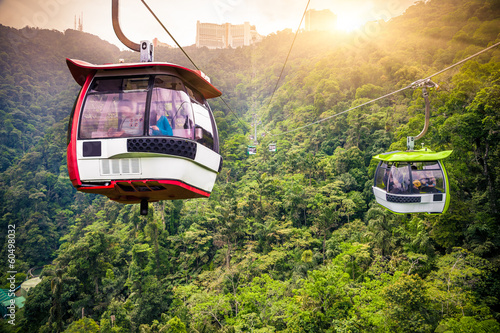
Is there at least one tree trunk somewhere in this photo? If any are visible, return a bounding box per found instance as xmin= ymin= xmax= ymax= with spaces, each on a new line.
xmin=482 ymin=141 xmax=497 ymax=214
xmin=226 ymin=242 xmax=231 ymax=269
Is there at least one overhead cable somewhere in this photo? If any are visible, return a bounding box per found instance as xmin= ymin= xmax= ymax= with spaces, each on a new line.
xmin=422 ymin=40 xmax=500 ymax=81
xmin=269 ymin=40 xmax=500 ymax=137
xmin=140 ymin=0 xmax=247 ymax=130
xmin=140 ymin=0 xmax=199 ymax=70
xmin=271 ymin=85 xmax=411 ymax=137
xmin=266 ymin=0 xmax=311 ymax=110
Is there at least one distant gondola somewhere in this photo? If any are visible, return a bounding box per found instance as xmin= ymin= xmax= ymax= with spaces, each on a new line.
xmin=66 ymin=58 xmax=222 ymax=206
xmin=372 ymin=149 xmax=452 ymax=214
xmin=247 ymin=146 xmax=257 ymax=155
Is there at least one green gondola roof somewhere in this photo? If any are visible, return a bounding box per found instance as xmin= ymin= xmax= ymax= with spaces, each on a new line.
xmin=373 ymin=149 xmax=453 ymax=162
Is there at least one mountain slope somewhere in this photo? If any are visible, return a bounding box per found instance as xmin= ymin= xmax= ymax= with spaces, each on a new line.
xmin=0 ymin=0 xmax=499 ymax=331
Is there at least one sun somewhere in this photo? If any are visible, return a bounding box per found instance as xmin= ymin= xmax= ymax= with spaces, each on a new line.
xmin=336 ymin=12 xmax=365 ymax=32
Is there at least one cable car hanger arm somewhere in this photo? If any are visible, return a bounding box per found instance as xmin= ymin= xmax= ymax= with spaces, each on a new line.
xmin=112 ymin=0 xmax=153 ymax=62
xmin=112 ymin=0 xmax=140 ymax=52
xmin=413 ymin=79 xmax=438 ymax=142
xmin=137 ymin=0 xmax=246 ymax=130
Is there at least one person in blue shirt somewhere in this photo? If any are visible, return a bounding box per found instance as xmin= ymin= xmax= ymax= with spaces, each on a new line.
xmin=150 ymin=113 xmax=173 ymax=136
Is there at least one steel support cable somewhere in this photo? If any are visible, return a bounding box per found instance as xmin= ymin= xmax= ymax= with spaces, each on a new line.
xmin=268 ymin=40 xmax=500 ymax=138
xmin=140 ymin=0 xmax=199 ymax=70
xmin=140 ymin=0 xmax=247 ymax=130
xmin=421 ymin=40 xmax=500 ymax=82
xmin=270 ymin=85 xmax=412 ymax=137
xmin=266 ymin=0 xmax=311 ymax=110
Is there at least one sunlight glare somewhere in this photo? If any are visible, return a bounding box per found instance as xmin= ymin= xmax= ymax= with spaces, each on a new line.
xmin=336 ymin=13 xmax=365 ymax=32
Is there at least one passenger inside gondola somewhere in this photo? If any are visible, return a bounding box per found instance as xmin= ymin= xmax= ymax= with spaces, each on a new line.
xmin=388 ymin=166 xmax=405 ymax=194
xmin=420 ymin=172 xmax=440 ymax=193
xmin=108 ymin=100 xmax=144 ymax=137
xmin=412 ymin=179 xmax=421 ymax=193
xmin=150 ymin=111 xmax=173 ymax=136
xmin=376 ymin=161 xmax=446 ymax=195
xmin=149 ymin=76 xmax=194 ymax=139
xmin=410 ymin=165 xmax=421 ymax=194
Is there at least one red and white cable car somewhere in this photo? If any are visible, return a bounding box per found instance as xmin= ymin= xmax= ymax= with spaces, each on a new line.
xmin=66 ymin=58 xmax=222 ymax=209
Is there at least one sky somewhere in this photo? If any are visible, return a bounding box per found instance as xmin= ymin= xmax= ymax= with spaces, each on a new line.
xmin=0 ymin=0 xmax=416 ymax=49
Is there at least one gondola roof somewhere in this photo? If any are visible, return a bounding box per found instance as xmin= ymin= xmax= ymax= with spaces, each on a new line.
xmin=66 ymin=58 xmax=222 ymax=99
xmin=373 ymin=149 xmax=453 ymax=162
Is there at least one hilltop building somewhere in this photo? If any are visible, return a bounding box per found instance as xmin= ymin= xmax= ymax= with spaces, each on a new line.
xmin=153 ymin=38 xmax=173 ymax=48
xmin=196 ymin=21 xmax=262 ymax=49
xmin=305 ymin=9 xmax=337 ymax=31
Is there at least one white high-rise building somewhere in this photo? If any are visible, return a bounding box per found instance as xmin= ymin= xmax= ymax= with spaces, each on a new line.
xmin=196 ymin=21 xmax=262 ymax=49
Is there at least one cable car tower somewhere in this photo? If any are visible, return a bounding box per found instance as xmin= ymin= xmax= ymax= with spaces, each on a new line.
xmin=66 ymin=0 xmax=222 ymax=215
xmin=372 ymin=79 xmax=452 ymax=215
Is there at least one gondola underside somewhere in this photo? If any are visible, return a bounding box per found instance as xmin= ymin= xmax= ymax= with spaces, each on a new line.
xmin=79 ymin=179 xmax=210 ymax=203
xmin=372 ymin=187 xmax=447 ymax=214
xmin=73 ymin=138 xmax=220 ymax=203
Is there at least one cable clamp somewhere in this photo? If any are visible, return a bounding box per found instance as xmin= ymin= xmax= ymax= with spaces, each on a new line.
xmin=411 ymin=78 xmax=439 ymax=89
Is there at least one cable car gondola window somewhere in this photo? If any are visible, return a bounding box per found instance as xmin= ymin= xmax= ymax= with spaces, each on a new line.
xmin=79 ymin=77 xmax=149 ymax=139
xmin=149 ymin=75 xmax=194 ymax=140
xmin=186 ymin=85 xmax=205 ymax=105
xmin=374 ymin=161 xmax=389 ymax=190
xmin=412 ymin=162 xmax=445 ymax=194
xmin=374 ymin=161 xmax=446 ymax=195
xmin=192 ymin=103 xmax=215 ymax=150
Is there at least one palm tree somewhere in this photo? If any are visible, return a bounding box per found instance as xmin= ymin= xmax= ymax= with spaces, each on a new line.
xmin=365 ymin=206 xmax=394 ymax=256
xmin=48 ymin=268 xmax=64 ymax=333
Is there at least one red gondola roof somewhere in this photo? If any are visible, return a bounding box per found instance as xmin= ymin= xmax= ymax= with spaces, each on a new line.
xmin=66 ymin=58 xmax=222 ymax=99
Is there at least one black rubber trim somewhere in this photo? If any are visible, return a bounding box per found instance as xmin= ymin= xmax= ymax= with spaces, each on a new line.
xmin=386 ymin=194 xmax=421 ymax=203
xmin=127 ymin=137 xmax=197 ymax=160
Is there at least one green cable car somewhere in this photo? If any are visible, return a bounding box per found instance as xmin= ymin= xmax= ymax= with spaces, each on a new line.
xmin=372 ymin=149 xmax=452 ymax=214
xmin=372 ymin=79 xmax=454 ymax=214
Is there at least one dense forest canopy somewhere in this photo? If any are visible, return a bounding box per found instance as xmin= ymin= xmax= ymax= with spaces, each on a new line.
xmin=1 ymin=0 xmax=500 ymax=331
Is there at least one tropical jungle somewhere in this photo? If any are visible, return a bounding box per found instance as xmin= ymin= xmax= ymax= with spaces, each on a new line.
xmin=0 ymin=0 xmax=500 ymax=331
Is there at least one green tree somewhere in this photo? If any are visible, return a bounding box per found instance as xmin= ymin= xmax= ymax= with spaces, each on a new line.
xmin=435 ymin=316 xmax=500 ymax=333
xmin=383 ymin=274 xmax=437 ymax=332
xmin=63 ymin=317 xmax=100 ymax=333
xmin=48 ymin=268 xmax=64 ymax=333
xmin=365 ymin=206 xmax=396 ymax=256
xmin=427 ymin=247 xmax=492 ymax=318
